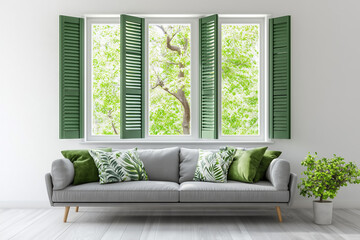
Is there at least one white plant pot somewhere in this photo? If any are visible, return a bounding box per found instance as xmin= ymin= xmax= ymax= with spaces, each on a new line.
xmin=313 ymin=200 xmax=333 ymax=225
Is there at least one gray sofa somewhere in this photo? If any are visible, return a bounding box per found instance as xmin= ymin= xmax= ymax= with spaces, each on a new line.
xmin=45 ymin=147 xmax=297 ymax=223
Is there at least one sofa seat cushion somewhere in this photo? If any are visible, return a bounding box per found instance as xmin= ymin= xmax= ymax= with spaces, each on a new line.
xmin=52 ymin=181 xmax=179 ymax=203
xmin=179 ymin=181 xmax=289 ymax=203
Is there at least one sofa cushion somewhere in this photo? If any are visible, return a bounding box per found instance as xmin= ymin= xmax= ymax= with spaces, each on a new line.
xmin=138 ymin=147 xmax=179 ymax=182
xmin=52 ymin=181 xmax=179 ymax=203
xmin=228 ymin=147 xmax=268 ymax=183
xmin=193 ymin=148 xmax=236 ymax=183
xmin=179 ymin=148 xmax=245 ymax=183
xmin=89 ymin=149 xmax=148 ymax=184
xmin=253 ymin=150 xmax=282 ymax=182
xmin=179 ymin=148 xmax=199 ymax=183
xmin=61 ymin=148 xmax=112 ymax=185
xmin=179 ymin=181 xmax=289 ymax=202
xmin=51 ymin=159 xmax=74 ymax=190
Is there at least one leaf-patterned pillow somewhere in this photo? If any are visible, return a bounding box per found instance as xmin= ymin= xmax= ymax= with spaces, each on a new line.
xmin=193 ymin=147 xmax=236 ymax=183
xmin=89 ymin=148 xmax=148 ymax=184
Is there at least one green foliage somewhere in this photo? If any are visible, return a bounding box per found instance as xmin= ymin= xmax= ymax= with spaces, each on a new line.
xmin=298 ymin=152 xmax=360 ymax=202
xmin=221 ymin=24 xmax=259 ymax=135
xmin=92 ymin=24 xmax=120 ymax=135
xmin=149 ymin=88 xmax=184 ymax=135
xmin=148 ymin=24 xmax=191 ymax=135
xmin=91 ymin=23 xmax=261 ymax=137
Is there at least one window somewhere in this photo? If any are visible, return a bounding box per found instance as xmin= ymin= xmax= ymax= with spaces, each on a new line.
xmin=84 ymin=15 xmax=269 ymax=142
xmin=220 ymin=19 xmax=264 ymax=140
xmin=61 ymin=15 xmax=290 ymax=141
xmin=219 ymin=17 xmax=265 ymax=141
xmin=148 ymin=23 xmax=192 ymax=136
xmin=145 ymin=18 xmax=198 ymax=140
xmin=87 ymin=18 xmax=120 ymax=138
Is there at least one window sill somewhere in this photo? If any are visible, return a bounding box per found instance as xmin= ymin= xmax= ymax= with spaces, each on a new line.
xmin=79 ymin=139 xmax=274 ymax=145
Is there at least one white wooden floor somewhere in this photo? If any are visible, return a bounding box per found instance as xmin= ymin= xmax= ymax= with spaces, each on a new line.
xmin=1 ymin=208 xmax=360 ymax=240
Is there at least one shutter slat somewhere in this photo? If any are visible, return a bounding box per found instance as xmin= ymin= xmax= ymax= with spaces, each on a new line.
xmin=120 ymin=15 xmax=145 ymax=139
xmin=199 ymin=15 xmax=218 ymax=139
xmin=59 ymin=15 xmax=84 ymax=139
xmin=269 ymin=16 xmax=291 ymax=139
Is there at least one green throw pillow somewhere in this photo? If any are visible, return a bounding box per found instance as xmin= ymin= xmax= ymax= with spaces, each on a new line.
xmin=193 ymin=147 xmax=236 ymax=183
xmin=89 ymin=148 xmax=148 ymax=184
xmin=228 ymin=147 xmax=268 ymax=183
xmin=253 ymin=150 xmax=282 ymax=182
xmin=61 ymin=148 xmax=112 ymax=185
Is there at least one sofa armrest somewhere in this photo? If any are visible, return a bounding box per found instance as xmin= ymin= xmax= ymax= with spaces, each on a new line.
xmin=288 ymin=172 xmax=298 ymax=206
xmin=51 ymin=158 xmax=74 ymax=190
xmin=265 ymin=158 xmax=290 ymax=191
xmin=45 ymin=173 xmax=54 ymax=206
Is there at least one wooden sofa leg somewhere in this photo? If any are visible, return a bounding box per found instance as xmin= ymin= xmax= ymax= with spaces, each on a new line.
xmin=75 ymin=206 xmax=79 ymax=212
xmin=276 ymin=206 xmax=283 ymax=222
xmin=63 ymin=206 xmax=70 ymax=223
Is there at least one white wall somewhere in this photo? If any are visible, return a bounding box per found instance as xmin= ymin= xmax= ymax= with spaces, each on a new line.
xmin=1 ymin=0 xmax=360 ymax=208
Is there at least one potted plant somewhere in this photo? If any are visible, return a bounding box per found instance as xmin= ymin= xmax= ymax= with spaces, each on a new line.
xmin=298 ymin=152 xmax=360 ymax=225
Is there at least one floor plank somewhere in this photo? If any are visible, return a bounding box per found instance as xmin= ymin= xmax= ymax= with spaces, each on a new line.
xmin=294 ymin=208 xmax=347 ymax=240
xmin=119 ymin=216 xmax=147 ymax=240
xmin=0 ymin=208 xmax=359 ymax=240
xmin=56 ymin=210 xmax=114 ymax=240
xmin=10 ymin=208 xmax=84 ymax=240
xmin=279 ymin=210 xmax=319 ymax=240
xmin=0 ymin=209 xmax=51 ymax=240
xmin=101 ymin=215 xmax=129 ymax=240
xmin=139 ymin=216 xmax=160 ymax=240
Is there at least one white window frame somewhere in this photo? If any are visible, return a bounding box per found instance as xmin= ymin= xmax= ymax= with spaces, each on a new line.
xmin=84 ymin=15 xmax=269 ymax=143
xmin=218 ymin=16 xmax=268 ymax=142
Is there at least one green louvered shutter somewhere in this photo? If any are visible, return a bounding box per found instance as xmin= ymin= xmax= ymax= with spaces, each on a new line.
xmin=120 ymin=15 xmax=145 ymax=139
xmin=59 ymin=16 xmax=84 ymax=139
xmin=269 ymin=16 xmax=291 ymax=139
xmin=199 ymin=15 xmax=219 ymax=139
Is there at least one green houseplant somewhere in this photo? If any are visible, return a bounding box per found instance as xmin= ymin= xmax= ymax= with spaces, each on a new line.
xmin=298 ymin=152 xmax=360 ymax=224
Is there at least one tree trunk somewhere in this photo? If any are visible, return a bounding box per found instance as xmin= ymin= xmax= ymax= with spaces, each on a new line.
xmin=107 ymin=110 xmax=118 ymax=135
xmin=176 ymin=88 xmax=190 ymax=135
xmin=182 ymin=100 xmax=190 ymax=135
xmin=177 ymin=69 xmax=189 ymax=135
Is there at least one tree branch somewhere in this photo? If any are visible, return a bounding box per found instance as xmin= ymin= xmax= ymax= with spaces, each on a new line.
xmin=107 ymin=110 xmax=118 ymax=135
xmin=157 ymin=25 xmax=167 ymax=35
xmin=156 ymin=25 xmax=182 ymax=55
xmin=152 ymin=75 xmax=178 ymax=98
xmin=170 ymin=27 xmax=181 ymax=42
xmin=160 ymin=60 xmax=184 ymax=68
xmin=183 ymin=37 xmax=189 ymax=54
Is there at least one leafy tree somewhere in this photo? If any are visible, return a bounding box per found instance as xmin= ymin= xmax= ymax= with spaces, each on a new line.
xmin=149 ymin=24 xmax=191 ymax=135
xmin=221 ymin=24 xmax=259 ymax=135
xmin=92 ymin=24 xmax=120 ymax=135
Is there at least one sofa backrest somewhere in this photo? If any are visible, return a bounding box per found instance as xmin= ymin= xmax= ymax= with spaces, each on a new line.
xmin=138 ymin=147 xmax=180 ymax=183
xmin=117 ymin=147 xmax=255 ymax=183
